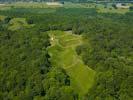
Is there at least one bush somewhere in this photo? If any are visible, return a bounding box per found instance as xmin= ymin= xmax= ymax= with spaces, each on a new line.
xmin=129 ymin=6 xmax=133 ymax=11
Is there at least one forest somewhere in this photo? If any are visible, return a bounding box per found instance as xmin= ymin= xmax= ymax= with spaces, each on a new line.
xmin=0 ymin=2 xmax=133 ymax=100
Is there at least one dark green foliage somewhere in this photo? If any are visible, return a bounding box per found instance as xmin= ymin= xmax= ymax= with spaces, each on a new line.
xmin=112 ymin=4 xmax=117 ymax=9
xmin=4 ymin=16 xmax=12 ymax=24
xmin=0 ymin=27 xmax=50 ymax=99
xmin=129 ymin=6 xmax=133 ymax=10
xmin=43 ymin=67 xmax=78 ymax=100
xmin=0 ymin=20 xmax=77 ymax=99
xmin=77 ymin=15 xmax=133 ymax=100
xmin=27 ymin=19 xmax=34 ymax=24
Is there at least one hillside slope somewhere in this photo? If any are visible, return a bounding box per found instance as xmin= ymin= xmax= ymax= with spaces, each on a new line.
xmin=48 ymin=31 xmax=95 ymax=96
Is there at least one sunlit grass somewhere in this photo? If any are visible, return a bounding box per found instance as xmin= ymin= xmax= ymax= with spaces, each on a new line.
xmin=48 ymin=31 xmax=95 ymax=96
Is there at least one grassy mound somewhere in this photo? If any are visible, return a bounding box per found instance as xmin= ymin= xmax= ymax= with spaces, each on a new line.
xmin=8 ymin=18 xmax=34 ymax=31
xmin=48 ymin=31 xmax=95 ymax=96
xmin=0 ymin=15 xmax=6 ymax=21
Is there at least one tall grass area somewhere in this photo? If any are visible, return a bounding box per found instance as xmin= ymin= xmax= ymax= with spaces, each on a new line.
xmin=48 ymin=31 xmax=95 ymax=96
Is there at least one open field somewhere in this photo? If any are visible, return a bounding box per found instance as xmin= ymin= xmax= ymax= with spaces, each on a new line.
xmin=8 ymin=18 xmax=34 ymax=31
xmin=96 ymin=3 xmax=130 ymax=14
xmin=48 ymin=31 xmax=95 ymax=96
xmin=64 ymin=2 xmax=96 ymax=8
xmin=10 ymin=2 xmax=63 ymax=8
xmin=0 ymin=2 xmax=62 ymax=11
xmin=0 ymin=15 xmax=5 ymax=21
xmin=97 ymin=8 xmax=129 ymax=14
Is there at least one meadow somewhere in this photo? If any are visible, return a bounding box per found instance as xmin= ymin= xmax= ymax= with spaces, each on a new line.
xmin=8 ymin=18 xmax=34 ymax=31
xmin=0 ymin=15 xmax=5 ymax=21
xmin=96 ymin=3 xmax=130 ymax=14
xmin=48 ymin=31 xmax=95 ymax=96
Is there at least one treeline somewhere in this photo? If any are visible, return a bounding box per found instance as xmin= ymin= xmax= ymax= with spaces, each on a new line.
xmin=75 ymin=14 xmax=133 ymax=100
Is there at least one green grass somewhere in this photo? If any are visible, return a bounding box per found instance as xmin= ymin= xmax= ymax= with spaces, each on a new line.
xmin=9 ymin=2 xmax=62 ymax=8
xmin=48 ymin=31 xmax=95 ymax=96
xmin=0 ymin=4 xmax=11 ymax=11
xmin=0 ymin=15 xmax=5 ymax=21
xmin=8 ymin=18 xmax=34 ymax=31
xmin=97 ymin=8 xmax=129 ymax=14
xmin=64 ymin=2 xmax=96 ymax=8
xmin=96 ymin=3 xmax=129 ymax=14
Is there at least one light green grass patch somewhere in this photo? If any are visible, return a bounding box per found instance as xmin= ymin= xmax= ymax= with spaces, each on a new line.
xmin=97 ymin=8 xmax=129 ymax=14
xmin=8 ymin=18 xmax=34 ymax=31
xmin=0 ymin=4 xmax=11 ymax=10
xmin=48 ymin=30 xmax=95 ymax=96
xmin=96 ymin=3 xmax=129 ymax=14
xmin=0 ymin=15 xmax=6 ymax=21
xmin=66 ymin=62 xmax=95 ymax=95
xmin=9 ymin=2 xmax=62 ymax=8
xmin=64 ymin=2 xmax=95 ymax=8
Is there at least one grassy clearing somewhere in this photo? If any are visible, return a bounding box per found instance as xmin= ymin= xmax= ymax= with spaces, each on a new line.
xmin=8 ymin=18 xmax=34 ymax=31
xmin=0 ymin=15 xmax=6 ymax=21
xmin=9 ymin=2 xmax=62 ymax=8
xmin=64 ymin=2 xmax=96 ymax=8
xmin=0 ymin=4 xmax=11 ymax=11
xmin=96 ymin=3 xmax=129 ymax=14
xmin=97 ymin=8 xmax=129 ymax=14
xmin=0 ymin=6 xmax=11 ymax=11
xmin=48 ymin=31 xmax=95 ymax=96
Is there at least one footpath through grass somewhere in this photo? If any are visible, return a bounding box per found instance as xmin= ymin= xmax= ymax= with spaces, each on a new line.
xmin=48 ymin=31 xmax=95 ymax=96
